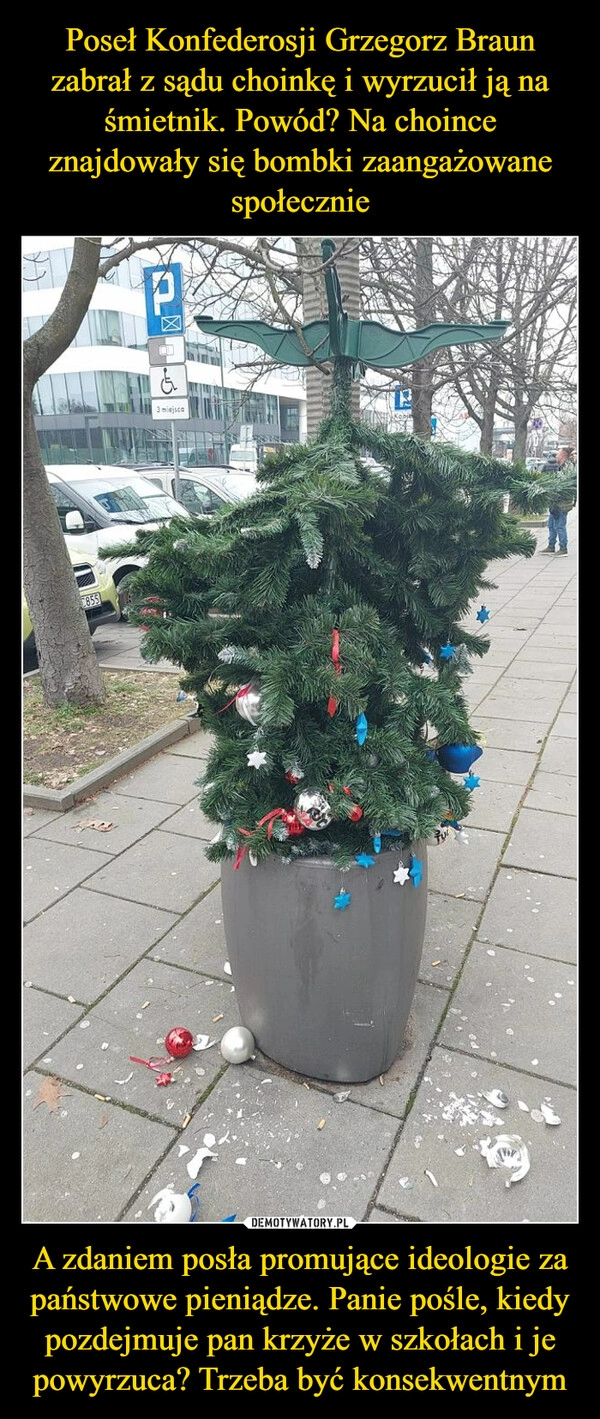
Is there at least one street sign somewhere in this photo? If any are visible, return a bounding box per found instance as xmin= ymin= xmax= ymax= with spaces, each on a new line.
xmin=144 ymin=264 xmax=185 ymax=336
xmin=150 ymin=365 xmax=188 ymax=400
xmin=147 ymin=335 xmax=185 ymax=366
xmin=394 ymin=386 xmax=411 ymax=411
xmin=152 ymin=397 xmax=190 ymax=420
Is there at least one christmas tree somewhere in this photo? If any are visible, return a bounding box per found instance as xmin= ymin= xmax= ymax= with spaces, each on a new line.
xmin=129 ymin=384 xmax=547 ymax=870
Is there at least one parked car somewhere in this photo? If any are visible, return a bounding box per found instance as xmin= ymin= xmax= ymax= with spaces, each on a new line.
xmin=45 ymin=466 xmax=191 ymax=615
xmin=23 ymin=547 xmax=119 ymax=658
xmin=128 ymin=464 xmax=258 ymax=517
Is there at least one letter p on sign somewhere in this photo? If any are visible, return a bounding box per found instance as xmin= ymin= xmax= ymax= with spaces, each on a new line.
xmin=144 ymin=263 xmax=184 ymax=335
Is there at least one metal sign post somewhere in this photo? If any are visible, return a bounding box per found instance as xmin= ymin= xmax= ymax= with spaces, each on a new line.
xmin=145 ymin=269 xmax=190 ymax=492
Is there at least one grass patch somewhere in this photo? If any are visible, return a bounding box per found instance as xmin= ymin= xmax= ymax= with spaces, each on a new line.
xmin=23 ymin=671 xmax=195 ymax=789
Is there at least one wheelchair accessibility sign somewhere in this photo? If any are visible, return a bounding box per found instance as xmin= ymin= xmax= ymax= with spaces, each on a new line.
xmin=144 ymin=263 xmax=184 ymax=336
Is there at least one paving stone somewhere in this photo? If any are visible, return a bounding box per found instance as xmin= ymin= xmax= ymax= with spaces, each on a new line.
xmin=482 ymin=677 xmax=566 ymax=702
xmin=367 ymin=1208 xmax=407 ymax=1223
xmin=85 ymin=831 xmax=220 ymax=912
xmin=123 ymin=1069 xmax=399 ymax=1223
xmin=490 ymin=614 xmax=540 ymax=629
xmin=526 ymin=635 xmax=576 ymax=651
xmin=376 ymin=1047 xmax=576 ymax=1223
xmin=439 ymin=942 xmax=576 ymax=1082
xmin=23 ymin=989 xmax=83 ymax=1069
xmin=503 ymin=809 xmax=576 ymax=878
xmin=536 ymin=737 xmax=577 ymax=777
xmin=501 ymin=661 xmax=575 ymax=682
xmin=31 ymin=792 xmax=176 ymax=854
xmin=113 ymin=752 xmax=202 ymax=804
xmin=458 ymin=663 xmax=502 ymax=684
xmin=23 ymin=1073 xmax=175 ymax=1223
xmin=474 ymin=693 xmax=562 ymax=724
xmin=477 ymin=649 xmax=518 ymax=667
xmin=23 ymin=840 xmax=113 ymax=922
xmin=46 ymin=961 xmax=238 ymax=1124
xmin=513 ymin=644 xmax=577 ymax=664
xmin=549 ymin=713 xmax=577 ymax=739
xmin=463 ymin=781 xmax=524 ymax=832
xmin=427 ymin=828 xmax=504 ymax=902
xmin=168 ymin=733 xmax=213 ymax=758
xmin=471 ymin=717 xmax=547 ymax=753
xmin=475 ymin=747 xmax=537 ymax=786
xmin=525 ymin=773 xmax=576 ymax=815
xmin=150 ymin=887 xmax=230 ymax=979
xmin=23 ymin=807 xmax=61 ymax=837
xmin=419 ymin=892 xmax=481 ymax=987
xmin=161 ymin=801 xmax=215 ymax=840
xmin=478 ymin=869 xmax=576 ymax=961
xmin=561 ymin=692 xmax=577 ymax=716
xmin=23 ymin=889 xmax=177 ymax=1002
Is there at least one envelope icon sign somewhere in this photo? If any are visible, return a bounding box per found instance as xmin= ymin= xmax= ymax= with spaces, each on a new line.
xmin=161 ymin=315 xmax=183 ymax=332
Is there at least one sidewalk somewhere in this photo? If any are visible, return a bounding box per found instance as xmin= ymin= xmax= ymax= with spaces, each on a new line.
xmin=23 ymin=520 xmax=577 ymax=1225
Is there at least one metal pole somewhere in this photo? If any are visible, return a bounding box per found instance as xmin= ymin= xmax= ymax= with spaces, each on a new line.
xmin=219 ymin=337 xmax=230 ymax=464
xmin=171 ymin=421 xmax=180 ymax=502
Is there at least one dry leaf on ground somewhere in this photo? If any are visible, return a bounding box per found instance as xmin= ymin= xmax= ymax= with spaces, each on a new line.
xmin=34 ymin=1076 xmax=72 ymax=1113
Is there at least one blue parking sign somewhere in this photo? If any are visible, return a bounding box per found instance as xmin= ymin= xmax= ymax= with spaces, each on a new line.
xmin=144 ymin=264 xmax=184 ymax=335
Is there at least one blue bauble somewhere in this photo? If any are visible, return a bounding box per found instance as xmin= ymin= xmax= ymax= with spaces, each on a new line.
xmin=437 ymin=743 xmax=483 ymax=774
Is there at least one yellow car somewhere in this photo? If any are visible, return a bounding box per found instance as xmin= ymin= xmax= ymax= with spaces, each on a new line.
xmin=23 ymin=546 xmax=119 ymax=654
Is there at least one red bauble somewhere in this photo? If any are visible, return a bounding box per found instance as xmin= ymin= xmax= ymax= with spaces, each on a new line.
xmin=282 ymin=811 xmax=305 ymax=837
xmin=165 ymin=1026 xmax=194 ymax=1058
xmin=349 ymin=804 xmax=363 ymax=822
xmin=285 ymin=771 xmax=300 ymax=784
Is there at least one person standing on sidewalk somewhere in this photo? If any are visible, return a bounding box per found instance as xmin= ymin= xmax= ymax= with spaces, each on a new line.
xmin=541 ymin=446 xmax=577 ymax=554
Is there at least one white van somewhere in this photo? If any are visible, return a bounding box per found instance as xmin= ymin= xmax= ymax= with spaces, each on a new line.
xmin=46 ymin=466 xmax=191 ymax=615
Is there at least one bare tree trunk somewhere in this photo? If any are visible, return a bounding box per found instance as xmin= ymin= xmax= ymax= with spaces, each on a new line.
xmin=23 ymin=406 xmax=107 ymax=706
xmin=479 ymin=366 xmax=501 ymax=454
xmin=23 ymin=237 xmax=106 ymax=707
xmin=296 ymin=238 xmax=361 ymax=440
xmin=411 ymin=239 xmax=436 ymax=438
xmin=512 ymin=406 xmax=530 ymax=464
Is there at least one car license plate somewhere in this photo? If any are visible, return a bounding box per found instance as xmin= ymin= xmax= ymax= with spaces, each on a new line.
xmin=82 ymin=592 xmax=101 ymax=609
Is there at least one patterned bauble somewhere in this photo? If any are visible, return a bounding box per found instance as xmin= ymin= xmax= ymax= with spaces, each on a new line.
xmin=165 ymin=1027 xmax=194 ymax=1059
xmin=294 ymin=789 xmax=333 ymax=831
xmin=235 ymin=682 xmax=262 ymax=726
xmin=279 ymin=810 xmax=305 ymax=837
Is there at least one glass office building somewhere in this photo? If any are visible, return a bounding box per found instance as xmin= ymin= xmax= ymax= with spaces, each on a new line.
xmin=23 ymin=239 xmax=306 ymax=467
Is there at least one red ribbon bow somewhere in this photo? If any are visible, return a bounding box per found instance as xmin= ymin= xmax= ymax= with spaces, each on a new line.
xmin=216 ymin=683 xmax=252 ymax=715
xmin=233 ymin=808 xmax=306 ymax=867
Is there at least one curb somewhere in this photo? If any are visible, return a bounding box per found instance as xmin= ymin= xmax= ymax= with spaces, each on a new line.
xmin=23 ymin=714 xmax=202 ymax=812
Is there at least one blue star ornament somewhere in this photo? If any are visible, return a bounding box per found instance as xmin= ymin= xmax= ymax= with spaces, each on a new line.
xmin=440 ymin=643 xmax=456 ymax=661
xmin=476 ymin=605 xmax=490 ymax=623
xmin=334 ymin=890 xmax=352 ymax=910
xmin=355 ymin=853 xmax=375 ymax=868
xmin=463 ymin=773 xmax=481 ymax=790
xmin=409 ymin=855 xmax=423 ymax=888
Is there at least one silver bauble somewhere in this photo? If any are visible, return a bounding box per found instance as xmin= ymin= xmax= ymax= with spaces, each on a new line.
xmin=294 ymin=788 xmax=333 ymax=831
xmin=235 ymin=682 xmax=262 ymax=726
xmin=220 ymin=1025 xmax=255 ymax=1064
